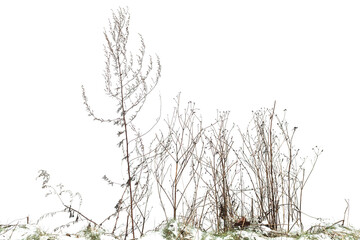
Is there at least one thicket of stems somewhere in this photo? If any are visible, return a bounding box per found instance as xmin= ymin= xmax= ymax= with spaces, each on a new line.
xmin=153 ymin=95 xmax=204 ymax=221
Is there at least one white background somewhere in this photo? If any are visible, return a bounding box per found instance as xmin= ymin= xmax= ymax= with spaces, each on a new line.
xmin=0 ymin=0 xmax=359 ymax=229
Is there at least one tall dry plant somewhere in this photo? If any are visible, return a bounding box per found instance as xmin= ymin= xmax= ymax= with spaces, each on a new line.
xmin=82 ymin=7 xmax=161 ymax=239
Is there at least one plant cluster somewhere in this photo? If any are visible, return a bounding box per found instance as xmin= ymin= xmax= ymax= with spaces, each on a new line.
xmin=29 ymin=6 xmax=333 ymax=240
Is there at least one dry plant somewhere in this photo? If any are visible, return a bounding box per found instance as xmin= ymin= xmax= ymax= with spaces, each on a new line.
xmin=36 ymin=170 xmax=96 ymax=231
xmin=184 ymin=133 xmax=207 ymax=228
xmin=343 ymin=199 xmax=350 ymax=226
xmin=198 ymin=111 xmax=241 ymax=232
xmin=235 ymin=102 xmax=322 ymax=232
xmin=82 ymin=7 xmax=161 ymax=239
xmin=153 ymin=94 xmax=204 ymax=222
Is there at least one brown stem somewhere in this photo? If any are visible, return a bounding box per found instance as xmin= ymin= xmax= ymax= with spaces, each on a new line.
xmin=63 ymin=204 xmax=98 ymax=226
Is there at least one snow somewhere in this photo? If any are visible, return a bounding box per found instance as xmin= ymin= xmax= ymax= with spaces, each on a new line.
xmin=139 ymin=231 xmax=164 ymax=240
xmin=1 ymin=221 xmax=359 ymax=240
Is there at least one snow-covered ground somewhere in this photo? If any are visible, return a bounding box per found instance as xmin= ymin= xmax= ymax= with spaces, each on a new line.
xmin=1 ymin=220 xmax=359 ymax=240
